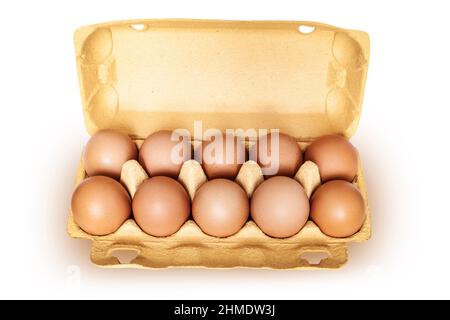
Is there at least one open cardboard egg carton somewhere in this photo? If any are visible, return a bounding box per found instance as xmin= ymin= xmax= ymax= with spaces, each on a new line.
xmin=68 ymin=19 xmax=371 ymax=269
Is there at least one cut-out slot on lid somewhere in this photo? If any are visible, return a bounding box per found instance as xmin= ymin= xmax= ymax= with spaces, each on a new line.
xmin=75 ymin=20 xmax=369 ymax=140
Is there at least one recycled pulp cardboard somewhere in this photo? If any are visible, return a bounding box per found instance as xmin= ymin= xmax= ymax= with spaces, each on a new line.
xmin=69 ymin=19 xmax=370 ymax=269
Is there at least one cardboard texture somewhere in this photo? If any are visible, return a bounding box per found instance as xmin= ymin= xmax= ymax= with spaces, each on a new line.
xmin=69 ymin=19 xmax=371 ymax=269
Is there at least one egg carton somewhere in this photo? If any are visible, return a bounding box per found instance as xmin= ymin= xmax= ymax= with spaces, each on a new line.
xmin=69 ymin=19 xmax=371 ymax=269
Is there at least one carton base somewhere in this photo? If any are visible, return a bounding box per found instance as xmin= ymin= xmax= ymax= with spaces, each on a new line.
xmin=90 ymin=238 xmax=348 ymax=270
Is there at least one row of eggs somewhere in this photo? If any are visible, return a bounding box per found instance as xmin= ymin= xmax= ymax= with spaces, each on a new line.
xmin=71 ymin=130 xmax=366 ymax=239
xmin=83 ymin=130 xmax=358 ymax=182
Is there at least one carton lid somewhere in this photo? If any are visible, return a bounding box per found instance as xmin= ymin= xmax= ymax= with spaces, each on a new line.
xmin=74 ymin=19 xmax=369 ymax=140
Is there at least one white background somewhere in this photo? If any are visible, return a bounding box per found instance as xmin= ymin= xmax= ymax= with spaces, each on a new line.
xmin=0 ymin=0 xmax=449 ymax=299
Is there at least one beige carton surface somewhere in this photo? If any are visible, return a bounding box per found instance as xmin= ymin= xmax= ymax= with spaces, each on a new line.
xmin=69 ymin=19 xmax=370 ymax=269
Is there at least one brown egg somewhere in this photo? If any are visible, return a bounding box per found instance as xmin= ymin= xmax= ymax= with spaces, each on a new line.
xmin=305 ymin=134 xmax=358 ymax=182
xmin=71 ymin=176 xmax=131 ymax=235
xmin=250 ymin=133 xmax=302 ymax=177
xmin=139 ymin=130 xmax=192 ymax=179
xmin=132 ymin=176 xmax=190 ymax=237
xmin=201 ymin=133 xmax=246 ymax=180
xmin=192 ymin=179 xmax=249 ymax=237
xmin=310 ymin=180 xmax=366 ymax=238
xmin=83 ymin=129 xmax=138 ymax=179
xmin=251 ymin=176 xmax=309 ymax=238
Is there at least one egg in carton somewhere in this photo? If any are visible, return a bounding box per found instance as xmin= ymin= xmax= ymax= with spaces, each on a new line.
xmin=69 ymin=19 xmax=371 ymax=269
